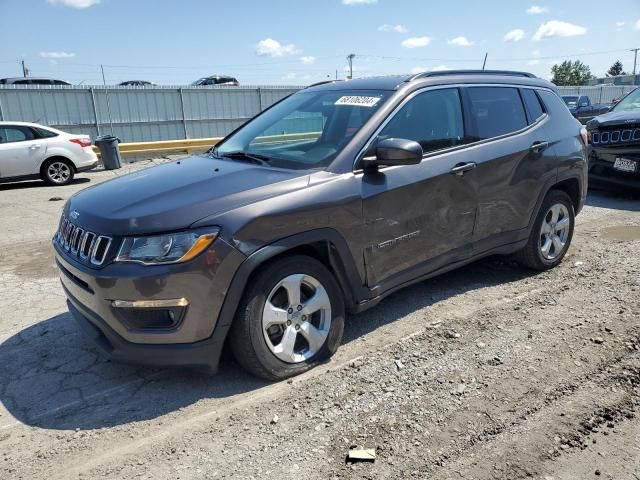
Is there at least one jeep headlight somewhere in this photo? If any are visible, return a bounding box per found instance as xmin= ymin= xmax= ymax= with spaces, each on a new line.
xmin=115 ymin=228 xmax=220 ymax=265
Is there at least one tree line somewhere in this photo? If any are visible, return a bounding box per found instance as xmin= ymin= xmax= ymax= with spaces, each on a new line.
xmin=550 ymin=59 xmax=631 ymax=86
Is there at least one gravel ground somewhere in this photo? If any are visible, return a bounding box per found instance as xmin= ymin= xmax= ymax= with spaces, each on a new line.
xmin=0 ymin=159 xmax=639 ymax=480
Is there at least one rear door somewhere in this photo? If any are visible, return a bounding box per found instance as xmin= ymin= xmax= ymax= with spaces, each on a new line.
xmin=360 ymin=87 xmax=478 ymax=287
xmin=0 ymin=125 xmax=46 ymax=178
xmin=461 ymin=86 xmax=557 ymax=251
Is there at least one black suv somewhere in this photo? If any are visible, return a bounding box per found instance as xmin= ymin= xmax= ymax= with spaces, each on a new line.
xmin=586 ymin=87 xmax=640 ymax=189
xmin=54 ymin=71 xmax=587 ymax=380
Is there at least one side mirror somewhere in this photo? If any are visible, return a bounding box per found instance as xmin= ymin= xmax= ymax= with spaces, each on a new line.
xmin=362 ymin=138 xmax=423 ymax=170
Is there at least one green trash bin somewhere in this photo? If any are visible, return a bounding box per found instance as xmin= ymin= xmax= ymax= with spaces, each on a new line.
xmin=95 ymin=135 xmax=122 ymax=170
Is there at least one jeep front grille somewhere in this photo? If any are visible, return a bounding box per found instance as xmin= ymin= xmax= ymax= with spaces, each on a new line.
xmin=55 ymin=216 xmax=112 ymax=266
xmin=591 ymin=127 xmax=640 ymax=146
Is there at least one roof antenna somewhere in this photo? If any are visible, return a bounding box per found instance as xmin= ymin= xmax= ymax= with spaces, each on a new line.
xmin=482 ymin=52 xmax=488 ymax=70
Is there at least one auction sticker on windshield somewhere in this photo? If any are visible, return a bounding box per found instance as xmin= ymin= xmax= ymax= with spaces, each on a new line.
xmin=335 ymin=96 xmax=381 ymax=107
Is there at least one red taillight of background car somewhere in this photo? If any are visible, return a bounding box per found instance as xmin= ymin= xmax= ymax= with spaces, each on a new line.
xmin=580 ymin=127 xmax=588 ymax=146
xmin=69 ymin=137 xmax=92 ymax=148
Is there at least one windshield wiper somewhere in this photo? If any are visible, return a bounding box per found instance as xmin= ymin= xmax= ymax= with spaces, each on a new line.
xmin=216 ymin=151 xmax=272 ymax=165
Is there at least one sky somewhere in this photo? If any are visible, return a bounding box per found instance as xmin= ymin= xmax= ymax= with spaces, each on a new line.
xmin=0 ymin=0 xmax=639 ymax=85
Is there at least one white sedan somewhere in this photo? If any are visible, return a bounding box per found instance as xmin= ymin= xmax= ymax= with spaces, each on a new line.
xmin=0 ymin=121 xmax=98 ymax=186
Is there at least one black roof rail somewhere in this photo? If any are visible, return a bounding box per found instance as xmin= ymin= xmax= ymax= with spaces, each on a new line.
xmin=305 ymin=80 xmax=344 ymax=89
xmin=407 ymin=70 xmax=537 ymax=82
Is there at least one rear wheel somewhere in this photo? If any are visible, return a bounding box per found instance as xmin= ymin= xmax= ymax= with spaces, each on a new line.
xmin=228 ymin=255 xmax=345 ymax=380
xmin=515 ymin=189 xmax=575 ymax=270
xmin=42 ymin=158 xmax=74 ymax=186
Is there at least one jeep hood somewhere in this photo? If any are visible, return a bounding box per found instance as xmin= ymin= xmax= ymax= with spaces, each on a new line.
xmin=65 ymin=155 xmax=310 ymax=235
xmin=586 ymin=108 xmax=640 ymax=129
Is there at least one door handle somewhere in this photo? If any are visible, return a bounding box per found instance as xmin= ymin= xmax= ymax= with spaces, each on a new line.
xmin=450 ymin=162 xmax=476 ymax=176
xmin=530 ymin=141 xmax=549 ymax=153
xmin=28 ymin=144 xmax=41 ymax=150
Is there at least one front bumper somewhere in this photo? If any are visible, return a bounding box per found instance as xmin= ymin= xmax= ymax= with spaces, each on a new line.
xmin=588 ymin=145 xmax=640 ymax=190
xmin=54 ymin=236 xmax=245 ymax=369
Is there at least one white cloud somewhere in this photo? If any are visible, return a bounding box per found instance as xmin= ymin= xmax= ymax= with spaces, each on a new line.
xmin=527 ymin=5 xmax=548 ymax=14
xmin=47 ymin=0 xmax=99 ymax=7
xmin=342 ymin=0 xmax=377 ymax=4
xmin=255 ymin=38 xmax=299 ymax=57
xmin=40 ymin=51 xmax=75 ymax=59
xmin=636 ymin=19 xmax=640 ymax=30
xmin=615 ymin=21 xmax=625 ymax=27
xmin=378 ymin=24 xmax=408 ymax=33
xmin=300 ymin=56 xmax=316 ymax=65
xmin=401 ymin=36 xmax=431 ymax=48
xmin=448 ymin=36 xmax=473 ymax=47
xmin=533 ymin=20 xmax=586 ymax=41
xmin=504 ymin=29 xmax=525 ymax=42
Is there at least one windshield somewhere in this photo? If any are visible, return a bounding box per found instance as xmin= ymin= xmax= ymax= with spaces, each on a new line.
xmin=213 ymin=89 xmax=391 ymax=170
xmin=612 ymin=88 xmax=640 ymax=112
xmin=191 ymin=78 xmax=207 ymax=86
xmin=562 ymin=96 xmax=578 ymax=107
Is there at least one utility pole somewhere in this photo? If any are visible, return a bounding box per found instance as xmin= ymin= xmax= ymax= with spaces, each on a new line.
xmin=482 ymin=52 xmax=488 ymax=70
xmin=20 ymin=59 xmax=29 ymax=77
xmin=631 ymin=48 xmax=639 ymax=76
xmin=101 ymin=64 xmax=114 ymax=135
xmin=346 ymin=53 xmax=355 ymax=79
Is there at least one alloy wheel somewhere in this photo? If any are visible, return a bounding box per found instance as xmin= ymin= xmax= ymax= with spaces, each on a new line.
xmin=539 ymin=203 xmax=570 ymax=260
xmin=47 ymin=162 xmax=71 ymax=184
xmin=262 ymin=273 xmax=331 ymax=363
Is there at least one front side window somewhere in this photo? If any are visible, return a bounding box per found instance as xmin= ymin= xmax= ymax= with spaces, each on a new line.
xmin=214 ymin=89 xmax=391 ymax=170
xmin=0 ymin=127 xmax=34 ymax=143
xmin=468 ymin=87 xmax=528 ymax=139
xmin=376 ymin=88 xmax=468 ymax=154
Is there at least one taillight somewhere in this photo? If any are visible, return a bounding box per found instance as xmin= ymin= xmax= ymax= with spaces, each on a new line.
xmin=579 ymin=127 xmax=588 ymax=146
xmin=70 ymin=137 xmax=92 ymax=148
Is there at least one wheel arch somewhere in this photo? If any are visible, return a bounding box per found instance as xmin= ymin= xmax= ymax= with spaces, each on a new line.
xmin=552 ymin=177 xmax=581 ymax=214
xmin=207 ymin=229 xmax=367 ymax=366
xmin=40 ymin=155 xmax=77 ymax=177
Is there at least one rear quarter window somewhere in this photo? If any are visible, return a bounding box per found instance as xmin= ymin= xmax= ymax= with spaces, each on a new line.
xmin=467 ymin=87 xmax=528 ymax=139
xmin=537 ymin=90 xmax=577 ymax=123
xmin=521 ymin=88 xmax=545 ymax=124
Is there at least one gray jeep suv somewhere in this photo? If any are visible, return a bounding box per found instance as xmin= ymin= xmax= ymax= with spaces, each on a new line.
xmin=54 ymin=71 xmax=588 ymax=380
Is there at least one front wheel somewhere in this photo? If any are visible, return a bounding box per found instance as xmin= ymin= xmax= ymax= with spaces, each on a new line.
xmin=228 ymin=255 xmax=345 ymax=380
xmin=42 ymin=158 xmax=75 ymax=186
xmin=515 ymin=189 xmax=575 ymax=270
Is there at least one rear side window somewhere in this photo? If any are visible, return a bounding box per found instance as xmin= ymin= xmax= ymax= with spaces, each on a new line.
xmin=467 ymin=87 xmax=528 ymax=139
xmin=521 ymin=88 xmax=545 ymax=124
xmin=377 ymin=88 xmax=470 ymax=154
xmin=32 ymin=127 xmax=58 ymax=138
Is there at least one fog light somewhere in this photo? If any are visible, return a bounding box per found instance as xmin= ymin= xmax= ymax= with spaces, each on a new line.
xmin=111 ymin=298 xmax=188 ymax=330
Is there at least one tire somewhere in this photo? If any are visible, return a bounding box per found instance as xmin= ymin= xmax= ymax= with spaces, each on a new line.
xmin=515 ymin=189 xmax=575 ymax=270
xmin=228 ymin=255 xmax=345 ymax=381
xmin=42 ymin=158 xmax=75 ymax=186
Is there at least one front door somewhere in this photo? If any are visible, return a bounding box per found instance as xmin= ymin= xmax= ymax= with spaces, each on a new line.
xmin=360 ymin=87 xmax=478 ymax=288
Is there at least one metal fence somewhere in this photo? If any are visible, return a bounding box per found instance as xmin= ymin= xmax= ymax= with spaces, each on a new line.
xmin=556 ymin=85 xmax=636 ymax=104
xmin=0 ymin=85 xmax=302 ymax=142
xmin=0 ymin=83 xmax=635 ymax=144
